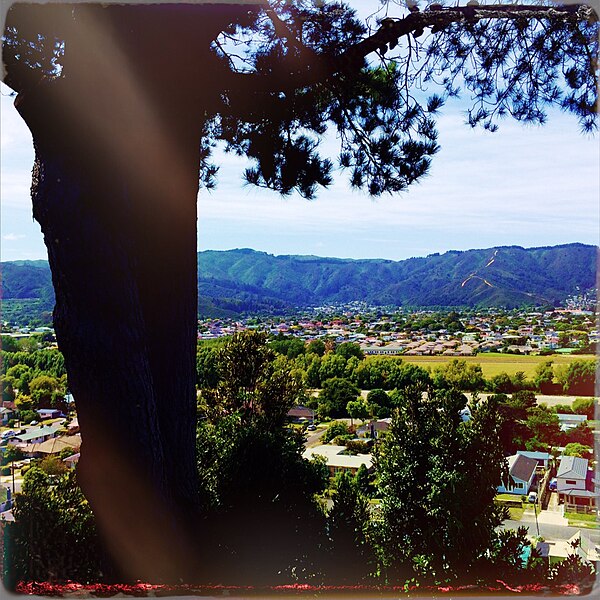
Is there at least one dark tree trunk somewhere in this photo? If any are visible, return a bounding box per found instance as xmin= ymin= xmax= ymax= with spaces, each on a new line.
xmin=9 ymin=3 xmax=247 ymax=582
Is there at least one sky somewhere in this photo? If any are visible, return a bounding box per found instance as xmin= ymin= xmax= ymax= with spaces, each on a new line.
xmin=1 ymin=2 xmax=599 ymax=262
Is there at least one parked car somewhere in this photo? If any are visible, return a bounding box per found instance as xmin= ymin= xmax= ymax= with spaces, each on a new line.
xmin=528 ymin=491 xmax=538 ymax=503
xmin=307 ymin=424 xmax=317 ymax=431
xmin=549 ymin=478 xmax=557 ymax=491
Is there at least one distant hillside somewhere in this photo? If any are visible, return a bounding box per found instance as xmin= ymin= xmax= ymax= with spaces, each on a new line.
xmin=2 ymin=243 xmax=597 ymax=322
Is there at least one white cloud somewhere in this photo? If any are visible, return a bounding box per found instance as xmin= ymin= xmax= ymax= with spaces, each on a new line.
xmin=2 ymin=233 xmax=26 ymax=241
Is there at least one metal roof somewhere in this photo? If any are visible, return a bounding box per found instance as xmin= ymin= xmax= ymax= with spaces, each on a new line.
xmin=509 ymin=454 xmax=537 ymax=483
xmin=557 ymin=456 xmax=589 ymax=479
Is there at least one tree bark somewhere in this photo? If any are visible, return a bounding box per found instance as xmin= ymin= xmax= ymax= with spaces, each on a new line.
xmin=9 ymin=3 xmax=246 ymax=582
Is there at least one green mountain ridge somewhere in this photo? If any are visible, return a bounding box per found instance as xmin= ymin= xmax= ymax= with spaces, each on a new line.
xmin=2 ymin=243 xmax=596 ymax=321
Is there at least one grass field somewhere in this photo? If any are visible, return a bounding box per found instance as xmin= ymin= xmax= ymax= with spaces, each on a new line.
xmin=400 ymin=353 xmax=596 ymax=379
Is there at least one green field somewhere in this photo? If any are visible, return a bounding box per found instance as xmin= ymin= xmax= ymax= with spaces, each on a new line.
xmin=400 ymin=353 xmax=596 ymax=379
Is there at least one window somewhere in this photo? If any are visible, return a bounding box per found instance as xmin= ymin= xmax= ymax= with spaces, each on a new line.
xmin=566 ymin=479 xmax=577 ymax=485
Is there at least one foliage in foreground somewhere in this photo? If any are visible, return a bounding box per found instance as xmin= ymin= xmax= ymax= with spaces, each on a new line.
xmin=4 ymin=332 xmax=597 ymax=590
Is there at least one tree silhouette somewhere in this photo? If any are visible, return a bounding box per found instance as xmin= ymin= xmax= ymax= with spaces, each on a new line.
xmin=2 ymin=0 xmax=597 ymax=582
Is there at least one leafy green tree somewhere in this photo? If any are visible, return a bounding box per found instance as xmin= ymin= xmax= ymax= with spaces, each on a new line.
xmin=307 ymin=339 xmax=326 ymax=357
xmin=0 ymin=376 xmax=17 ymax=403
xmin=196 ymin=344 xmax=221 ymax=389
xmin=354 ymin=463 xmax=374 ymax=498
xmin=335 ymin=342 xmax=364 ymax=361
xmin=319 ymin=354 xmax=348 ymax=383
xmin=556 ymin=359 xmax=597 ymax=395
xmin=525 ymin=406 xmax=562 ymax=450
xmin=19 ymin=410 xmax=38 ymax=425
xmin=269 ymin=334 xmax=306 ymax=359
xmin=322 ymin=421 xmax=351 ymax=444
xmin=28 ymin=374 xmax=62 ymax=408
xmin=39 ymin=455 xmax=68 ymax=476
xmin=366 ymin=388 xmax=389 ymax=409
xmin=563 ymin=422 xmax=594 ymax=447
xmin=487 ymin=372 xmax=514 ymax=394
xmin=388 ymin=361 xmax=431 ymax=390
xmin=376 ymin=386 xmax=508 ymax=584
xmin=563 ymin=443 xmax=592 ymax=459
xmin=510 ymin=371 xmax=531 ymax=392
xmin=533 ymin=360 xmax=556 ymax=393
xmin=432 ymin=359 xmax=485 ymax=392
xmin=572 ymin=397 xmax=596 ymax=420
xmin=346 ymin=399 xmax=369 ymax=426
xmin=318 ymin=377 xmax=360 ymax=419
xmin=4 ymin=0 xmax=596 ymax=579
xmin=325 ymin=470 xmax=374 ymax=584
xmin=1 ymin=445 xmax=24 ymax=466
xmin=196 ymin=331 xmax=327 ymax=584
xmin=5 ymin=468 xmax=106 ymax=587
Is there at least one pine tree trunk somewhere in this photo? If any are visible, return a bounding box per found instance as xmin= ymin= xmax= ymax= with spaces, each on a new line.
xmin=18 ymin=102 xmax=202 ymax=582
xmin=14 ymin=38 xmax=206 ymax=588
xmin=7 ymin=3 xmax=252 ymax=581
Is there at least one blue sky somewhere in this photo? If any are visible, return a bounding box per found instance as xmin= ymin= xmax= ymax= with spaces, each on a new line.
xmin=1 ymin=2 xmax=599 ymax=262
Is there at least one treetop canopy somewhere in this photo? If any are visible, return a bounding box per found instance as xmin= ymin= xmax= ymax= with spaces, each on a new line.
xmin=2 ymin=1 xmax=597 ymax=198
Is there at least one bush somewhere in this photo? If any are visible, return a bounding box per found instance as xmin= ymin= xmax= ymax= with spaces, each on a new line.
xmin=322 ymin=421 xmax=350 ymax=444
xmin=1 ymin=466 xmax=11 ymax=476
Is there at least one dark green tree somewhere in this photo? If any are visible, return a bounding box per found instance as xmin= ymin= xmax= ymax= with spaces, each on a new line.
xmin=196 ymin=331 xmax=327 ymax=584
xmin=307 ymin=339 xmax=326 ymax=357
xmin=335 ymin=342 xmax=364 ymax=361
xmin=557 ymin=359 xmax=597 ymax=395
xmin=5 ymin=468 xmax=106 ymax=587
xmin=533 ymin=360 xmax=556 ymax=393
xmin=432 ymin=359 xmax=485 ymax=391
xmin=375 ymin=386 xmax=508 ymax=584
xmin=3 ymin=0 xmax=596 ymax=579
xmin=572 ymin=397 xmax=596 ymax=419
xmin=325 ymin=470 xmax=374 ymax=584
xmin=319 ymin=377 xmax=360 ymax=418
xmin=322 ymin=420 xmax=351 ymax=444
xmin=525 ymin=405 xmax=562 ymax=450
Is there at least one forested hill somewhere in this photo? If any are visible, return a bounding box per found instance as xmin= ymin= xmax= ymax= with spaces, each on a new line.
xmin=2 ymin=243 xmax=596 ymax=320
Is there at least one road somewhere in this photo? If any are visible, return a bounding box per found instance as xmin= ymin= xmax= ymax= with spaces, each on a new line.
xmin=502 ymin=519 xmax=600 ymax=545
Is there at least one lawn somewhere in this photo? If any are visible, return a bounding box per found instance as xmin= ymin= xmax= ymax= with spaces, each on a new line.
xmin=508 ymin=506 xmax=525 ymax=520
xmin=400 ymin=353 xmax=596 ymax=379
xmin=565 ymin=512 xmax=599 ymax=529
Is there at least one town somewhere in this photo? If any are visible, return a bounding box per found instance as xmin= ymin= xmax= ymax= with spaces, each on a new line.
xmin=1 ymin=304 xmax=597 ymax=588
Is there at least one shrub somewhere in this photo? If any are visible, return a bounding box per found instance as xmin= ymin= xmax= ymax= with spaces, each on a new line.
xmin=322 ymin=421 xmax=350 ymax=444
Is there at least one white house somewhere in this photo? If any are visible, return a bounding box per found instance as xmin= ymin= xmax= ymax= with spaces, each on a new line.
xmin=497 ymin=454 xmax=537 ymax=495
xmin=303 ymin=444 xmax=372 ymax=476
xmin=556 ymin=456 xmax=595 ymax=513
xmin=556 ymin=456 xmax=588 ymax=493
xmin=556 ymin=414 xmax=587 ymax=432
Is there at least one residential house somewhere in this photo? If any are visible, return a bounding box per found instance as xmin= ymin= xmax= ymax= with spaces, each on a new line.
xmin=287 ymin=406 xmax=315 ymax=424
xmin=36 ymin=408 xmax=63 ymax=421
xmin=303 ymin=444 xmax=372 ymax=476
xmin=556 ymin=456 xmax=596 ymax=514
xmin=21 ymin=434 xmax=81 ymax=458
xmin=358 ymin=418 xmax=391 ymax=438
xmin=8 ymin=424 xmax=62 ymax=446
xmin=63 ymin=453 xmax=80 ymax=469
xmin=497 ymin=454 xmax=537 ymax=495
xmin=556 ymin=414 xmax=587 ymax=432
xmin=516 ymin=451 xmax=551 ymax=471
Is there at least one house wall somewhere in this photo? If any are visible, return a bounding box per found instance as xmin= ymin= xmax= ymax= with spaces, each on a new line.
xmin=556 ymin=476 xmax=586 ymax=492
xmin=497 ymin=476 xmax=532 ymax=495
